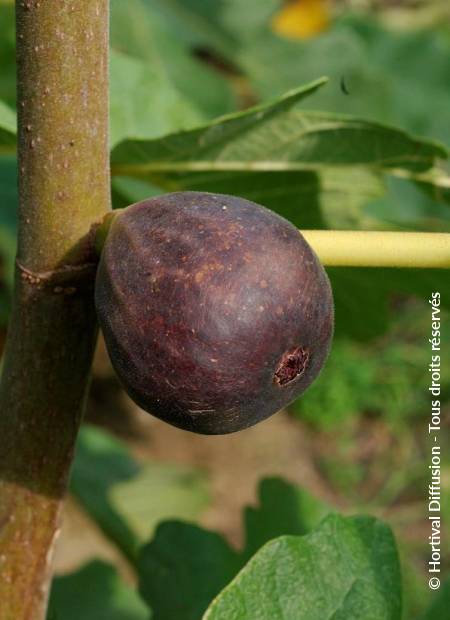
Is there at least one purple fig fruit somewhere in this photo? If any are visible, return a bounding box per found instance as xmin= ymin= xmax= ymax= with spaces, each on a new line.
xmin=95 ymin=191 xmax=333 ymax=434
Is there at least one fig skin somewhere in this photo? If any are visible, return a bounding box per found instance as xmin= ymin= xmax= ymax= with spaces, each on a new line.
xmin=95 ymin=191 xmax=334 ymax=435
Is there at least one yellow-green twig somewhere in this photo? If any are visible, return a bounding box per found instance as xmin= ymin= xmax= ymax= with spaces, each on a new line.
xmin=301 ymin=230 xmax=450 ymax=269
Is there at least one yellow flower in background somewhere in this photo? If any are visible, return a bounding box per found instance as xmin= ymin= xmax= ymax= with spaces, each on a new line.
xmin=272 ymin=0 xmax=331 ymax=39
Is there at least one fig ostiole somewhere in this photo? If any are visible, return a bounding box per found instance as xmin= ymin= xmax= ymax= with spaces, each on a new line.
xmin=95 ymin=191 xmax=334 ymax=434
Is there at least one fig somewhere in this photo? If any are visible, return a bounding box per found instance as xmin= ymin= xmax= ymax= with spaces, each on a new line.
xmin=95 ymin=191 xmax=333 ymax=434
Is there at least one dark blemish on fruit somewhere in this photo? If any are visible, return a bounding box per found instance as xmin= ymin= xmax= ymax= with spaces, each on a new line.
xmin=274 ymin=346 xmax=310 ymax=386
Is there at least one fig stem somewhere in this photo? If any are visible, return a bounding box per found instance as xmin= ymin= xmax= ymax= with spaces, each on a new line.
xmin=0 ymin=2 xmax=110 ymax=618
xmin=301 ymin=230 xmax=450 ymax=269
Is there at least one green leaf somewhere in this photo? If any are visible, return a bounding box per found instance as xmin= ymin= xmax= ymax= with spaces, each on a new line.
xmin=145 ymin=0 xmax=437 ymax=160
xmin=139 ymin=522 xmax=241 ymax=620
xmin=48 ymin=561 xmax=148 ymax=620
xmin=109 ymin=0 xmax=235 ymax=146
xmin=235 ymin=15 xmax=450 ymax=147
xmin=345 ymin=16 xmax=450 ymax=146
xmin=111 ymin=0 xmax=236 ymax=105
xmin=366 ymin=176 xmax=450 ymax=232
xmin=164 ymin=4 xmax=449 ymax=152
xmin=137 ymin=477 xmax=331 ymax=620
xmin=203 ymin=514 xmax=402 ymax=620
xmin=319 ymin=168 xmax=386 ymax=229
xmin=110 ymin=78 xmax=327 ymax=170
xmin=110 ymin=49 xmax=203 ymax=148
xmin=243 ymin=478 xmax=329 ymax=560
xmin=142 ymin=0 xmax=279 ymax=57
xmin=240 ymin=27 xmax=394 ymax=121
xmin=0 ymin=100 xmax=16 ymax=153
xmin=417 ymin=576 xmax=450 ymax=620
xmin=71 ymin=425 xmax=209 ymax=562
xmin=329 ymin=266 xmax=450 ymax=340
xmin=111 ymin=83 xmax=445 ymax=178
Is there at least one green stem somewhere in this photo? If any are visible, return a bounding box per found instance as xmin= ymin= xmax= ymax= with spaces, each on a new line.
xmin=0 ymin=2 xmax=110 ymax=619
xmin=301 ymin=230 xmax=450 ymax=269
xmin=96 ymin=213 xmax=450 ymax=269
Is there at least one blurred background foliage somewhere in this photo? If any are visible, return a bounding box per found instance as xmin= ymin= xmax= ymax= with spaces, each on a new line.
xmin=0 ymin=0 xmax=449 ymax=618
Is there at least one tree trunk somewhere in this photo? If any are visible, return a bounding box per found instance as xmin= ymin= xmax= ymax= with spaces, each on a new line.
xmin=0 ymin=2 xmax=110 ymax=618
